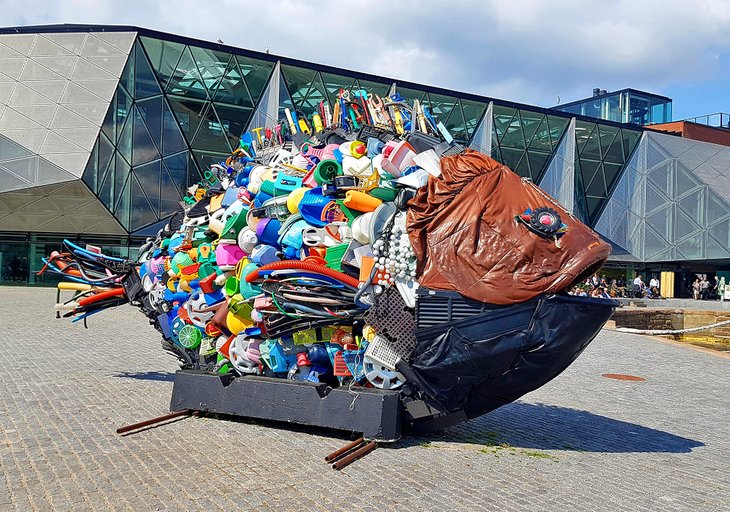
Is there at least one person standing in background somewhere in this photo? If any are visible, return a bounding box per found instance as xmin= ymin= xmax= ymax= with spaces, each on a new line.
xmin=692 ymin=278 xmax=701 ymax=300
xmin=700 ymin=275 xmax=710 ymax=300
xmin=649 ymin=275 xmax=660 ymax=298
xmin=633 ymin=274 xmax=644 ymax=298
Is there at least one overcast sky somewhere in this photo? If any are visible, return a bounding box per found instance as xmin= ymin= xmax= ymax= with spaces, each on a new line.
xmin=3 ymin=0 xmax=729 ymax=120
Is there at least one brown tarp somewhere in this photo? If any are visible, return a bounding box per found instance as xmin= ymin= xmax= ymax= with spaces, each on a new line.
xmin=407 ymin=150 xmax=611 ymax=305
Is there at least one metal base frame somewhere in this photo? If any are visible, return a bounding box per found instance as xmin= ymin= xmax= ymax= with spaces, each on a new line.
xmin=169 ymin=370 xmax=403 ymax=441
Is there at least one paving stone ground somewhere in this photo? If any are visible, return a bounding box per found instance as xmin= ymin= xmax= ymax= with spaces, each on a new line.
xmin=0 ymin=286 xmax=727 ymax=511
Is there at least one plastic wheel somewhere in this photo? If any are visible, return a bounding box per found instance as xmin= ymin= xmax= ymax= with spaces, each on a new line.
xmin=363 ymin=354 xmax=406 ymax=390
xmin=529 ymin=207 xmax=562 ymax=236
xmin=177 ymin=324 xmax=202 ymax=350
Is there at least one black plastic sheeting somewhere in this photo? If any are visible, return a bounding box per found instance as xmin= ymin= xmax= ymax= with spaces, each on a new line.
xmin=409 ymin=294 xmax=615 ymax=418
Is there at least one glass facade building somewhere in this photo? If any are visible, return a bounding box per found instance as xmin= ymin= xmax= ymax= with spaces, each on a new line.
xmin=0 ymin=25 xmax=729 ymax=287
xmin=553 ymin=88 xmax=672 ymax=126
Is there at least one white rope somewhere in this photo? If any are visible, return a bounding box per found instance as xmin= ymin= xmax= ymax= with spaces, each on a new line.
xmin=616 ymin=318 xmax=730 ymax=335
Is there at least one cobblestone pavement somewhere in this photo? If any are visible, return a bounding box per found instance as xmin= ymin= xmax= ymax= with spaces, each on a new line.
xmin=0 ymin=286 xmax=727 ymax=511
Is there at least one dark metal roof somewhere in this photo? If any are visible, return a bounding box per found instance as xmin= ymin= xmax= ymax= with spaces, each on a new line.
xmin=0 ymin=23 xmax=647 ymax=132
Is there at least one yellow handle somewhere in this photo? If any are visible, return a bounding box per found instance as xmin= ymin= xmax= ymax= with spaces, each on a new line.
xmin=57 ymin=283 xmax=92 ymax=291
xmin=312 ymin=114 xmax=323 ymax=132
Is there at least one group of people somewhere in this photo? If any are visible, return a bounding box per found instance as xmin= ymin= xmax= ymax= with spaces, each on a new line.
xmin=631 ymin=274 xmax=662 ymax=299
xmin=568 ymin=273 xmax=663 ymax=299
xmin=568 ymin=274 xmax=618 ymax=298
xmin=691 ymin=275 xmax=726 ymax=301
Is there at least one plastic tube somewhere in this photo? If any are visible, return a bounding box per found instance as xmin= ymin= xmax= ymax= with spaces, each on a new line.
xmin=245 ymin=260 xmax=359 ymax=288
xmin=77 ymin=288 xmax=126 ymax=307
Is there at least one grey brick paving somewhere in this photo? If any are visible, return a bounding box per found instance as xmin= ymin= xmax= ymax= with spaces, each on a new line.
xmin=0 ymin=286 xmax=728 ymax=511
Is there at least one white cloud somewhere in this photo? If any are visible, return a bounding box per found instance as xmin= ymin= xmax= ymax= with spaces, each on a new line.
xmin=2 ymin=0 xmax=729 ymax=109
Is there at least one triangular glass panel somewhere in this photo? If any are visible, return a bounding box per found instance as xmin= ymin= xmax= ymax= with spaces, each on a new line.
xmin=132 ymin=106 xmax=160 ymax=166
xmin=585 ymin=163 xmax=606 ymax=198
xmin=133 ymin=159 xmax=162 ymax=216
xmin=115 ymin=85 xmax=133 ymax=143
xmin=602 ymin=131 xmax=625 ymax=165
xmin=578 ymin=159 xmax=601 ymax=196
xmin=597 ymin=125 xmax=619 ymax=160
xmin=193 ymin=150 xmax=229 ymax=175
xmin=130 ymin=173 xmax=158 ymax=230
xmin=160 ymin=160 xmax=183 ymax=216
xmin=526 ymin=151 xmax=551 ymax=183
xmin=98 ymin=132 xmax=115 ymax=181
xmin=705 ymin=231 xmax=730 ymax=259
xmin=676 ymin=235 xmax=703 ymax=260
xmin=580 ymin=125 xmax=602 ymax=161
xmin=140 ymin=36 xmax=185 ymax=91
xmin=165 ymin=46 xmax=208 ymax=100
xmin=675 ymin=207 xmax=703 ymax=241
xmin=707 ymin=192 xmax=730 ymax=223
xmin=492 ymin=105 xmax=517 ymax=144
xmin=187 ymin=152 xmax=203 ymax=187
xmin=190 ymin=104 xmax=232 ymax=153
xmin=113 ymin=173 xmax=131 ymax=229
xmin=708 ymin=217 xmax=730 ymax=247
xmin=190 ymin=46 xmax=233 ymax=96
xmin=167 ymin=96 xmax=207 ymax=145
xmin=648 ymin=161 xmax=672 ymax=197
xmin=545 ymin=115 xmax=570 ymax=149
xmin=514 ymin=152 xmax=532 ymax=179
xmin=646 ymin=206 xmax=672 ymax=240
xmin=81 ymin=141 xmax=99 ymax=193
xmin=621 ymin=129 xmax=641 ymax=160
xmin=300 ymin=72 xmax=328 ymax=115
xmin=574 ymin=121 xmax=595 ymax=154
xmin=119 ymin=49 xmax=135 ymax=97
xmin=277 ymin=69 xmax=295 ymax=121
xmin=499 ymin=147 xmax=525 ymax=175
xmin=500 ymin=111 xmax=527 ymax=150
xmin=132 ymin=218 xmax=170 ymax=237
xmin=101 ymin=95 xmax=116 ymax=142
xmin=675 ymin=164 xmax=701 ymax=193
xmin=585 ymin=196 xmax=605 ymax=226
xmin=213 ymin=56 xmax=252 ymax=108
xmin=114 ymin=153 xmax=131 ymax=207
xmin=678 ymin=188 xmax=705 ymax=225
xmin=426 ymin=92 xmax=457 ymax=124
xmin=445 ymin=105 xmax=468 ymax=145
xmin=519 ymin=110 xmax=544 ymax=148
xmin=134 ymin=42 xmax=162 ymax=99
xmin=214 ymin=104 xmax=251 ymax=150
xmin=460 ymin=100 xmax=487 ymax=138
xmin=527 ymin=116 xmax=551 ymax=153
xmin=136 ymin=96 xmax=164 ymax=153
xmin=161 ymin=98 xmax=188 ymax=156
xmin=97 ymin=155 xmax=115 ymax=210
xmin=237 ymin=56 xmax=275 ymax=105
xmin=162 ymin=152 xmax=188 ymax=197
xmin=603 ymin=162 xmax=625 ymax=195
xmin=644 ymin=182 xmax=668 ymax=216
xmin=281 ymin=64 xmax=317 ymax=109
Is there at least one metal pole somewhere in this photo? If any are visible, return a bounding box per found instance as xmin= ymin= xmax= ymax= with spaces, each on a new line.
xmin=324 ymin=437 xmax=364 ymax=463
xmin=116 ymin=410 xmax=192 ymax=434
xmin=332 ymin=441 xmax=377 ymax=470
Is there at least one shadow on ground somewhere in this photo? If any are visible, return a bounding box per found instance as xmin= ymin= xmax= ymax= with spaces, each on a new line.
xmin=114 ymin=371 xmax=176 ymax=382
xmin=410 ymin=402 xmax=704 ymax=454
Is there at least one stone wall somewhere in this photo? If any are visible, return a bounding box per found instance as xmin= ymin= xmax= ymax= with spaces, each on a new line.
xmin=613 ymin=308 xmax=730 ymax=337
